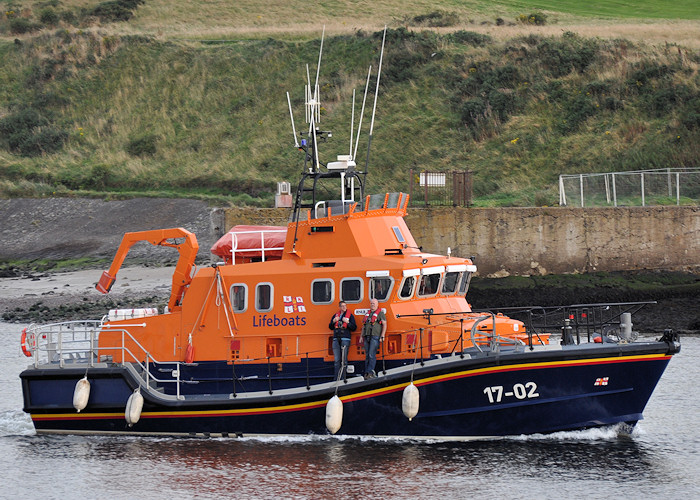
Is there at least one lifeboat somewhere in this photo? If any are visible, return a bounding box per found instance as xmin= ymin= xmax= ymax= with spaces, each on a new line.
xmin=18 ymin=29 xmax=680 ymax=439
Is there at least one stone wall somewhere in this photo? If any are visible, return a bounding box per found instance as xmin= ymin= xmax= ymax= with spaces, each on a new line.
xmin=1 ymin=198 xmax=698 ymax=277
xmin=223 ymin=205 xmax=700 ymax=277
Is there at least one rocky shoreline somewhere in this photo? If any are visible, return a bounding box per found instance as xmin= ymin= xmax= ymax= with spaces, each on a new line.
xmin=2 ymin=266 xmax=698 ymax=335
xmin=0 ymin=267 xmax=173 ymax=324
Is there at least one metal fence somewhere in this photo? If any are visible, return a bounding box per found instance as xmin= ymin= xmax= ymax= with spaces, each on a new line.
xmin=559 ymin=168 xmax=700 ymax=207
xmin=408 ymin=170 xmax=472 ymax=207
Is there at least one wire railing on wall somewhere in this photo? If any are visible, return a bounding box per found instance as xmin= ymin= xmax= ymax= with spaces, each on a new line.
xmin=559 ymin=168 xmax=700 ymax=207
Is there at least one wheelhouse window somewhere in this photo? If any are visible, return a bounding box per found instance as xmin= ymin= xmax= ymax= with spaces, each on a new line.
xmin=459 ymin=272 xmax=473 ymax=296
xmin=256 ymin=283 xmax=273 ymax=312
xmin=417 ymin=273 xmax=441 ymax=297
xmin=340 ymin=278 xmax=362 ymax=303
xmin=442 ymin=272 xmax=461 ymax=295
xmin=370 ymin=277 xmax=393 ymax=302
xmin=311 ymin=279 xmax=334 ymax=304
xmin=230 ymin=283 xmax=248 ymax=312
xmin=399 ymin=276 xmax=416 ymax=300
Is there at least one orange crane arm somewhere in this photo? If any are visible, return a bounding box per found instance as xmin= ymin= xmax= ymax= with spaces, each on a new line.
xmin=95 ymin=228 xmax=199 ymax=310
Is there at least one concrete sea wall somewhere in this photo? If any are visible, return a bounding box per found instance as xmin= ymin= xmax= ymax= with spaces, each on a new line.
xmin=221 ymin=205 xmax=700 ymax=276
xmin=404 ymin=206 xmax=700 ymax=276
xmin=1 ymin=198 xmax=697 ymax=276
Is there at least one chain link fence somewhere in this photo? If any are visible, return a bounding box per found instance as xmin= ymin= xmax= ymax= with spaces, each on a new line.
xmin=559 ymin=168 xmax=700 ymax=207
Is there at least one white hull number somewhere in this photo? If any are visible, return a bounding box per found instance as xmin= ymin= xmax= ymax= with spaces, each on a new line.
xmin=483 ymin=382 xmax=540 ymax=403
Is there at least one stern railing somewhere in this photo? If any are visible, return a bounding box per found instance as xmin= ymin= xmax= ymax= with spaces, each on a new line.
xmin=24 ymin=320 xmax=188 ymax=400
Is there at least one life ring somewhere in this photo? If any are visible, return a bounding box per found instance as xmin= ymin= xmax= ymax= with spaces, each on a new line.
xmin=20 ymin=328 xmax=33 ymax=357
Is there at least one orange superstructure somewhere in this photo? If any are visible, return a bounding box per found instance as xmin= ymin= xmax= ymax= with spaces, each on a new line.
xmin=95 ymin=189 xmax=529 ymax=369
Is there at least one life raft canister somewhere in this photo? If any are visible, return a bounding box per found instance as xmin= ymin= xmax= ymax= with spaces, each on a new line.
xmin=20 ymin=328 xmax=33 ymax=357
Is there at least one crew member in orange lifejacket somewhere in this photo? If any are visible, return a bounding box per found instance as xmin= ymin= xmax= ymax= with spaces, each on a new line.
xmin=362 ymin=298 xmax=387 ymax=379
xmin=329 ymin=301 xmax=357 ymax=380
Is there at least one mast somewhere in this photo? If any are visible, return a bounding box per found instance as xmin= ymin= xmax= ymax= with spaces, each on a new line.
xmin=287 ymin=28 xmax=386 ymax=228
xmin=364 ymin=26 xmax=387 ymax=175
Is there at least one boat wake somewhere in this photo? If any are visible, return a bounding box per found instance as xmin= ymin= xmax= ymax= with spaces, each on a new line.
xmin=0 ymin=409 xmax=35 ymax=437
xmin=207 ymin=425 xmax=640 ymax=445
xmin=509 ymin=423 xmax=639 ymax=442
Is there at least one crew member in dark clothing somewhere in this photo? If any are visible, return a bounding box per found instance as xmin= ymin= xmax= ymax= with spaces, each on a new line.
xmin=329 ymin=301 xmax=357 ymax=380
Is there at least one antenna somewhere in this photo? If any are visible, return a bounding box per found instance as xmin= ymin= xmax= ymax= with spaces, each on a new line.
xmin=364 ymin=26 xmax=387 ymax=172
xmin=305 ymin=64 xmax=311 ymax=123
xmin=287 ymin=92 xmax=299 ymax=148
xmin=300 ymin=29 xmax=326 ymax=173
xmin=350 ymin=89 xmax=355 ymax=157
xmin=353 ymin=65 xmax=372 ymax=161
xmin=313 ymin=26 xmax=325 ymax=104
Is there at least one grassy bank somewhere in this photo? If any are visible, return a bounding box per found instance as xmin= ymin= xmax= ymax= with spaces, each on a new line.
xmin=0 ymin=1 xmax=698 ymax=206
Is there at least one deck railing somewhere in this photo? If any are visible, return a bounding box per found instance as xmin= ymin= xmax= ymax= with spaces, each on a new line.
xmin=24 ymin=320 xmax=187 ymax=399
xmin=23 ymin=302 xmax=651 ymax=396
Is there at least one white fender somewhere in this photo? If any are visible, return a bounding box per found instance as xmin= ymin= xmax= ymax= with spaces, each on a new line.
xmin=73 ymin=376 xmax=90 ymax=412
xmin=402 ymin=382 xmax=420 ymax=421
xmin=325 ymin=395 xmax=343 ymax=434
xmin=125 ymin=387 xmax=144 ymax=426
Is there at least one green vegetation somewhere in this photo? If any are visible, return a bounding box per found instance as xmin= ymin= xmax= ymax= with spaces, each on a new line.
xmin=0 ymin=1 xmax=698 ymax=206
xmin=491 ymin=0 xmax=699 ymax=20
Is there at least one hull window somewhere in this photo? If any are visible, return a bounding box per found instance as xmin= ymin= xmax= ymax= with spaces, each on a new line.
xmin=340 ymin=278 xmax=363 ymax=303
xmin=311 ymin=279 xmax=334 ymax=304
xmin=256 ymin=283 xmax=273 ymax=312
xmin=230 ymin=283 xmax=248 ymax=312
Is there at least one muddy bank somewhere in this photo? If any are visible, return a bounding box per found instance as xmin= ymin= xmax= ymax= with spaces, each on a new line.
xmin=0 ymin=266 xmax=173 ymax=324
xmin=0 ymin=198 xmax=224 ymax=264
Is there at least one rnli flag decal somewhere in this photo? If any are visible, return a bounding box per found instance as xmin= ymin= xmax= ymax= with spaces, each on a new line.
xmin=594 ymin=377 xmax=609 ymax=386
xmin=283 ymin=296 xmax=306 ymax=314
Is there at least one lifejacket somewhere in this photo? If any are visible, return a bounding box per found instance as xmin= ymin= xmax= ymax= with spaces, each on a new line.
xmin=362 ymin=310 xmax=383 ymax=337
xmin=364 ymin=310 xmax=380 ymax=324
xmin=332 ymin=309 xmax=354 ymax=339
xmin=334 ymin=309 xmax=350 ymax=329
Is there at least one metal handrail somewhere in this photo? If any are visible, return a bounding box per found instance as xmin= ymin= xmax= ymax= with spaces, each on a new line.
xmin=25 ymin=320 xmax=186 ymax=399
xmin=230 ymin=229 xmax=286 ymax=264
xmin=26 ymin=302 xmax=644 ymax=396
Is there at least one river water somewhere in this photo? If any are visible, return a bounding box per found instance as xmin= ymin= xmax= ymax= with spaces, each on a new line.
xmin=1 ymin=321 xmax=698 ymax=499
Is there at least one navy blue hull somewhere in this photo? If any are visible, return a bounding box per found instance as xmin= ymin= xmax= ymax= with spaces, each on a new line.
xmin=21 ymin=342 xmax=675 ymax=438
